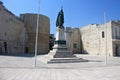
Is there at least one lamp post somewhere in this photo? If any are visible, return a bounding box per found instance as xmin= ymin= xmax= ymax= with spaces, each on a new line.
xmin=35 ymin=0 xmax=40 ymax=67
xmin=104 ymin=12 xmax=107 ymax=65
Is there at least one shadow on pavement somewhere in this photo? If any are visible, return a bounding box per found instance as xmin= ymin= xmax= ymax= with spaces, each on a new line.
xmin=0 ymin=53 xmax=35 ymax=58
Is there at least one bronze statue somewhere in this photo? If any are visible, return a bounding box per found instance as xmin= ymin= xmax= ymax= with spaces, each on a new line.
xmin=56 ymin=7 xmax=64 ymax=28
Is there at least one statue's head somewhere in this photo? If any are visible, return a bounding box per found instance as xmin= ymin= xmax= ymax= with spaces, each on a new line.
xmin=61 ymin=9 xmax=63 ymax=13
xmin=60 ymin=6 xmax=63 ymax=13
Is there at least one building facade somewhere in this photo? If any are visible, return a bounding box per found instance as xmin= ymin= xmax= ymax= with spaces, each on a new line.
xmin=112 ymin=21 xmax=120 ymax=56
xmin=0 ymin=2 xmax=50 ymax=55
xmin=0 ymin=2 xmax=26 ymax=54
xmin=20 ymin=14 xmax=50 ymax=54
xmin=80 ymin=23 xmax=112 ymax=56
xmin=66 ymin=21 xmax=120 ymax=56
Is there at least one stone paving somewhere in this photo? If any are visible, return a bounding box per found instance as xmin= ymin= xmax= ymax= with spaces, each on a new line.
xmin=0 ymin=54 xmax=120 ymax=80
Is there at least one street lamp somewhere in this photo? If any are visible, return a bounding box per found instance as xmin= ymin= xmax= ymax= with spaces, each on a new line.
xmin=104 ymin=12 xmax=108 ymax=65
xmin=35 ymin=0 xmax=40 ymax=67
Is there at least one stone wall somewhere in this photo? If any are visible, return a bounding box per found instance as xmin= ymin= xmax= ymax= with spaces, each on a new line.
xmin=20 ymin=14 xmax=50 ymax=54
xmin=80 ymin=24 xmax=100 ymax=55
xmin=0 ymin=3 xmax=26 ymax=54
xmin=97 ymin=22 xmax=113 ymax=56
xmin=80 ymin=22 xmax=113 ymax=56
xmin=66 ymin=21 xmax=120 ymax=56
xmin=66 ymin=27 xmax=81 ymax=54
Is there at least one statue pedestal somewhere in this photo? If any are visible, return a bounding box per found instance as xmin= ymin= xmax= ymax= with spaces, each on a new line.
xmin=38 ymin=27 xmax=87 ymax=63
xmin=48 ymin=27 xmax=75 ymax=58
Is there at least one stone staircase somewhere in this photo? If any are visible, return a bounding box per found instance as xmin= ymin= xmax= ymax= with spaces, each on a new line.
xmin=47 ymin=58 xmax=88 ymax=63
xmin=38 ymin=55 xmax=88 ymax=64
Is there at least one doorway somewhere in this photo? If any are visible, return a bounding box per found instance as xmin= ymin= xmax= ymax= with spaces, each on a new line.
xmin=4 ymin=42 xmax=7 ymax=54
xmin=0 ymin=46 xmax=2 ymax=54
xmin=25 ymin=47 xmax=29 ymax=53
xmin=116 ymin=44 xmax=120 ymax=56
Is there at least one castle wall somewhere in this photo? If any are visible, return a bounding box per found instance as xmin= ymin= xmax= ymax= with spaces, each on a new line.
xmin=0 ymin=3 xmax=26 ymax=54
xmin=20 ymin=14 xmax=50 ymax=54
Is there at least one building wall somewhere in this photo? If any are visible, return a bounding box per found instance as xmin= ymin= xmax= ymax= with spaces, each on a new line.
xmin=0 ymin=2 xmax=26 ymax=54
xmin=66 ymin=27 xmax=81 ymax=54
xmin=111 ymin=21 xmax=120 ymax=56
xmin=66 ymin=21 xmax=120 ymax=56
xmin=98 ymin=22 xmax=113 ymax=56
xmin=80 ymin=24 xmax=100 ymax=55
xmin=79 ymin=22 xmax=113 ymax=56
xmin=20 ymin=14 xmax=50 ymax=54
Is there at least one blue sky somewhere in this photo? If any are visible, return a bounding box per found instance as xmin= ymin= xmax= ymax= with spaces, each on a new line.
xmin=1 ymin=0 xmax=120 ymax=34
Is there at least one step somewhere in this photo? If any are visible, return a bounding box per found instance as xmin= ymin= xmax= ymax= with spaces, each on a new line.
xmin=47 ymin=58 xmax=88 ymax=63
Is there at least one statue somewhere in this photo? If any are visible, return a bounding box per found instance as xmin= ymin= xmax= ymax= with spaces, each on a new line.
xmin=56 ymin=7 xmax=64 ymax=28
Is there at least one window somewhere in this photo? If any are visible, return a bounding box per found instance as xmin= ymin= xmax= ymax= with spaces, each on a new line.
xmin=115 ymin=28 xmax=117 ymax=38
xmin=119 ymin=29 xmax=120 ymax=39
xmin=119 ymin=29 xmax=120 ymax=35
xmin=102 ymin=31 xmax=104 ymax=38
xmin=73 ymin=43 xmax=77 ymax=48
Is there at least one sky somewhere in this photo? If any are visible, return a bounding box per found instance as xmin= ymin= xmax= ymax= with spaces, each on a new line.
xmin=1 ymin=0 xmax=120 ymax=35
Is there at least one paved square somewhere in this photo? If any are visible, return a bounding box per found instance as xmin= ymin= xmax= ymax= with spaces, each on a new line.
xmin=0 ymin=54 xmax=120 ymax=80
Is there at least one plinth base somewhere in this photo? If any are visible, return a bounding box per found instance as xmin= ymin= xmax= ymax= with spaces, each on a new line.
xmin=48 ymin=44 xmax=75 ymax=58
xmin=38 ymin=44 xmax=88 ymax=64
xmin=48 ymin=50 xmax=75 ymax=58
xmin=47 ymin=58 xmax=88 ymax=63
xmin=38 ymin=54 xmax=88 ymax=64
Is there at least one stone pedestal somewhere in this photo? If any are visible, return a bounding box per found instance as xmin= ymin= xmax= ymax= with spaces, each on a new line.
xmin=48 ymin=27 xmax=75 ymax=58
xmin=38 ymin=27 xmax=87 ymax=63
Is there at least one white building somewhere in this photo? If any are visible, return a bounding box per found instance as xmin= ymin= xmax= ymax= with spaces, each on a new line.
xmin=66 ymin=20 xmax=120 ymax=56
